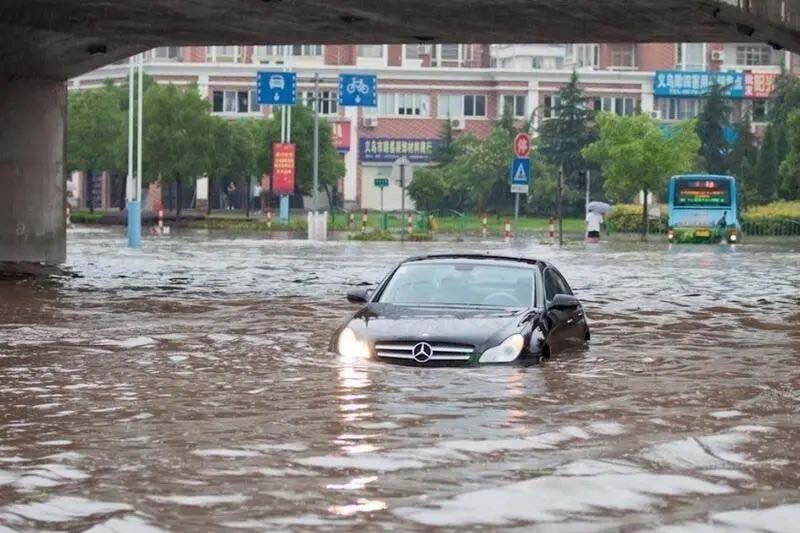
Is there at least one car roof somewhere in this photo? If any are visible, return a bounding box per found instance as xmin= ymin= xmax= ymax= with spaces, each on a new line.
xmin=402 ymin=254 xmax=545 ymax=269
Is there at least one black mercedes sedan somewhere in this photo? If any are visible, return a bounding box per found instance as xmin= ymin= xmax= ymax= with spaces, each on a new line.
xmin=331 ymin=254 xmax=589 ymax=366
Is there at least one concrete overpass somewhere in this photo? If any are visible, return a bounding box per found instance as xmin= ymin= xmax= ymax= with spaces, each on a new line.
xmin=2 ymin=0 xmax=800 ymax=263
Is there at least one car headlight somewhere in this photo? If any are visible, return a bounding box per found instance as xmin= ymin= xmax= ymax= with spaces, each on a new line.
xmin=479 ymin=334 xmax=525 ymax=363
xmin=337 ymin=327 xmax=371 ymax=360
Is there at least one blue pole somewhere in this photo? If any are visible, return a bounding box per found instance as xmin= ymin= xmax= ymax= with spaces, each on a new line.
xmin=279 ymin=195 xmax=289 ymax=224
xmin=127 ymin=200 xmax=141 ymax=247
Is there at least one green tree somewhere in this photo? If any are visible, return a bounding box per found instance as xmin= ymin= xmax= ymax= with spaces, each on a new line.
xmin=432 ymin=119 xmax=458 ymax=165
xmin=67 ymin=85 xmax=126 ymax=212
xmin=695 ymin=82 xmax=732 ymax=174
xmin=779 ymin=108 xmax=800 ymax=200
xmin=537 ymin=70 xmax=595 ymax=190
xmin=143 ymin=83 xmax=215 ymax=221
xmin=407 ymin=167 xmax=448 ymax=211
xmin=582 ymin=113 xmax=701 ymax=237
xmin=728 ymin=111 xmax=759 ymax=206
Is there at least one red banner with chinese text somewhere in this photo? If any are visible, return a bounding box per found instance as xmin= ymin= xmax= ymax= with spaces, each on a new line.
xmin=272 ymin=143 xmax=296 ymax=195
xmin=744 ymin=72 xmax=777 ymax=99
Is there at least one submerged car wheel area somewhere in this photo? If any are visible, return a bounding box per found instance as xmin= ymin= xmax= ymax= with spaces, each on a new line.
xmin=331 ymin=254 xmax=589 ymax=366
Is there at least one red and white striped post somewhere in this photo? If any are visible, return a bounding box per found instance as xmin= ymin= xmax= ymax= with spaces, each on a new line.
xmin=504 ymin=218 xmax=512 ymax=241
xmin=65 ymin=205 xmax=71 ymax=227
xmin=348 ymin=212 xmax=355 ymax=229
xmin=548 ymin=216 xmax=555 ymax=242
xmin=407 ymin=213 xmax=413 ymax=235
xmin=158 ymin=208 xmax=164 ymax=234
xmin=481 ymin=213 xmax=488 ymax=239
xmin=361 ymin=210 xmax=368 ymax=233
xmin=266 ymin=209 xmax=272 ymax=230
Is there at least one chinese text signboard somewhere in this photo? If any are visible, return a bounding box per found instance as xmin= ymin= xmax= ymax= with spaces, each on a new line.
xmin=272 ymin=143 xmax=296 ymax=195
xmin=744 ymin=72 xmax=777 ymax=99
xmin=359 ymin=138 xmax=442 ymax=163
xmin=654 ymin=70 xmax=745 ymax=98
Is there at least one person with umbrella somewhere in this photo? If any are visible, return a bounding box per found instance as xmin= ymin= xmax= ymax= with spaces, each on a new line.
xmin=586 ymin=201 xmax=611 ymax=243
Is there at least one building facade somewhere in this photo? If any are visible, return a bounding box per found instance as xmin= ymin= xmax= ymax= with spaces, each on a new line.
xmin=74 ymin=42 xmax=790 ymax=210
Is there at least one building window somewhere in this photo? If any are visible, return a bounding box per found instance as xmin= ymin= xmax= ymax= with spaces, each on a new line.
xmin=532 ymin=57 xmax=543 ymax=69
xmin=437 ymin=94 xmax=462 ymax=118
xmin=736 ymin=45 xmax=772 ymax=66
xmin=153 ymin=47 xmax=180 ymax=60
xmin=656 ymin=98 xmax=705 ymax=121
xmin=751 ymin=100 xmax=770 ymax=122
xmin=464 ymin=95 xmax=487 ymax=117
xmin=677 ymin=43 xmax=706 ymax=70
xmin=502 ymin=95 xmax=527 ymax=118
xmin=208 ymin=46 xmax=237 ymax=62
xmin=543 ymin=95 xmax=562 ymax=119
xmin=292 ymin=45 xmax=322 ymax=56
xmin=212 ymin=90 xmax=254 ymax=113
xmin=372 ymin=93 xmax=430 ymax=117
xmin=357 ymin=45 xmax=383 ymax=58
xmin=592 ymin=97 xmax=639 ymax=116
xmin=299 ymin=91 xmax=339 ymax=115
xmin=405 ymin=44 xmax=431 ymax=59
xmin=461 ymin=44 xmax=474 ymax=62
xmin=610 ymin=44 xmax=636 ymax=68
xmin=440 ymin=44 xmax=460 ymax=61
xmin=256 ymin=45 xmax=323 ymax=58
xmin=572 ymin=44 xmax=599 ymax=68
xmin=249 ymin=90 xmax=259 ymax=113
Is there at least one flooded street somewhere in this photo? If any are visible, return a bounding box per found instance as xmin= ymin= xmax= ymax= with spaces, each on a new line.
xmin=1 ymin=227 xmax=799 ymax=532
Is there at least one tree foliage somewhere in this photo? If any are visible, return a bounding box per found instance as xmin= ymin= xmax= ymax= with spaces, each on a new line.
xmin=582 ymin=113 xmax=700 ymax=202
xmin=779 ymin=108 xmax=800 ymax=200
xmin=695 ymin=82 xmax=732 ymax=174
xmin=67 ymin=84 xmax=126 ymax=174
xmin=728 ymin=111 xmax=759 ymax=206
xmin=537 ymin=70 xmax=596 ymax=189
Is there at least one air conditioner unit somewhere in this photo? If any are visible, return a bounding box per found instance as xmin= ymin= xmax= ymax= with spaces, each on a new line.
xmin=649 ymin=110 xmax=662 ymax=120
xmin=450 ymin=117 xmax=466 ymax=130
xmin=362 ymin=117 xmax=378 ymax=128
xmin=711 ymin=50 xmax=725 ymax=62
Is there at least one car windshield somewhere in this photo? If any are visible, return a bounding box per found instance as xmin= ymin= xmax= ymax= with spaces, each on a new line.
xmin=378 ymin=262 xmax=534 ymax=308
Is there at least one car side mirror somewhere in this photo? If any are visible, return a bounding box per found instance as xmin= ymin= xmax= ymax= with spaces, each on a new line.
xmin=549 ymin=294 xmax=580 ymax=310
xmin=346 ymin=288 xmax=372 ymax=304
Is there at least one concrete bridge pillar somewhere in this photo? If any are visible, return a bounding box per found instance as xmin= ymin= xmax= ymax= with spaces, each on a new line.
xmin=0 ymin=79 xmax=66 ymax=264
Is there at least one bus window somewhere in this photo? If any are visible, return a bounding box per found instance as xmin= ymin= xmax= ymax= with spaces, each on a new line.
xmin=674 ymin=179 xmax=731 ymax=207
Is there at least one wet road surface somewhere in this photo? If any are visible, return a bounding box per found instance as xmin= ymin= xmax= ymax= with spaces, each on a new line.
xmin=1 ymin=227 xmax=799 ymax=532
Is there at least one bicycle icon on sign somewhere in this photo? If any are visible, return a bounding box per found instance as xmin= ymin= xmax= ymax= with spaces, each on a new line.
xmin=346 ymin=77 xmax=371 ymax=95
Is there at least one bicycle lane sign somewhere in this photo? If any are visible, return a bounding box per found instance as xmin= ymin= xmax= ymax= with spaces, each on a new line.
xmin=338 ymin=74 xmax=377 ymax=107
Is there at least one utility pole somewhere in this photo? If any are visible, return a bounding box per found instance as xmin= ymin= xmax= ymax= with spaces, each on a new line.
xmin=312 ymin=73 xmax=320 ymax=212
xmin=558 ymin=164 xmax=564 ymax=246
xmin=585 ymin=169 xmax=590 ymax=220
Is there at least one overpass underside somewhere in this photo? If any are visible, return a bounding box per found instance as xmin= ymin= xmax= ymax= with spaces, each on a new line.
xmin=2 ymin=0 xmax=800 ymax=263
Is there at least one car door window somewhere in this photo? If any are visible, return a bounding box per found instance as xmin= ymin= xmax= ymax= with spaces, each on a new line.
xmin=545 ymin=269 xmax=573 ymax=303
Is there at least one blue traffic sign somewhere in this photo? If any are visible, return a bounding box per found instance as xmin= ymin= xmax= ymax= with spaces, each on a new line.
xmin=257 ymin=72 xmax=297 ymax=105
xmin=339 ymin=74 xmax=377 ymax=107
xmin=510 ymin=157 xmax=531 ymax=194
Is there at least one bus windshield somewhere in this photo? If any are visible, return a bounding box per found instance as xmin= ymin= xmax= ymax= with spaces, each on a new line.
xmin=674 ymin=178 xmax=731 ymax=208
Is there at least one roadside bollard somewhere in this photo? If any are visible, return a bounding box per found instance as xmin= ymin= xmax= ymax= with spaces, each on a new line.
xmin=548 ymin=217 xmax=555 ymax=242
xmin=504 ymin=218 xmax=512 ymax=241
xmin=349 ymin=212 xmax=355 ymax=230
xmin=158 ymin=209 xmax=164 ymax=235
xmin=481 ymin=213 xmax=488 ymax=238
xmin=407 ymin=213 xmax=413 ymax=235
xmin=361 ymin=210 xmax=368 ymax=233
xmin=428 ymin=214 xmax=435 ymax=233
xmin=267 ymin=209 xmax=272 ymax=230
xmin=66 ymin=205 xmax=71 ymax=227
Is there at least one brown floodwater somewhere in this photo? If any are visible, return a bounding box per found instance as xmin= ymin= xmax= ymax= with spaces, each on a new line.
xmin=1 ymin=227 xmax=799 ymax=532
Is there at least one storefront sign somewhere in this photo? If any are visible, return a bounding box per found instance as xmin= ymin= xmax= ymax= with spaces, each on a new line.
xmin=272 ymin=143 xmax=296 ymax=195
xmin=744 ymin=72 xmax=777 ymax=99
xmin=332 ymin=122 xmax=351 ymax=153
xmin=654 ymin=70 xmax=745 ymax=98
xmin=359 ymin=138 xmax=442 ymax=163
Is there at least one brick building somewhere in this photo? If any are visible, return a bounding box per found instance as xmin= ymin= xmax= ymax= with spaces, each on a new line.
xmin=73 ymin=42 xmax=790 ymax=210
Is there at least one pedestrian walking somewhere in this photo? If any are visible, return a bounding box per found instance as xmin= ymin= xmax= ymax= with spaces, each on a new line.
xmin=586 ymin=210 xmax=604 ymax=243
xmin=226 ymin=181 xmax=237 ymax=210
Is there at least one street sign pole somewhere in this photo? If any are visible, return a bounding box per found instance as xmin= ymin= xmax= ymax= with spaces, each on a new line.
xmin=558 ymin=165 xmax=564 ymax=246
xmin=514 ymin=193 xmax=519 ymax=229
xmin=400 ymin=163 xmax=406 ymax=243
xmin=312 ymin=73 xmax=320 ymax=212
